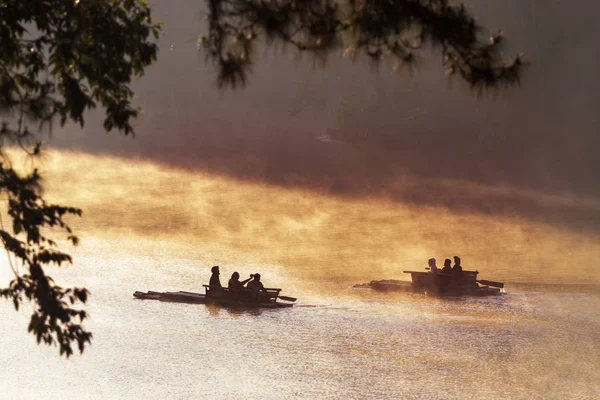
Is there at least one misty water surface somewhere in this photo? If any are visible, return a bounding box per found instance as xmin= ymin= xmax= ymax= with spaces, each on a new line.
xmin=1 ymin=151 xmax=599 ymax=399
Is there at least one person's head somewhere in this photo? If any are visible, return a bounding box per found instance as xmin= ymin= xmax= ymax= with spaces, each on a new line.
xmin=444 ymin=259 xmax=451 ymax=267
xmin=428 ymin=258 xmax=436 ymax=267
xmin=211 ymin=266 xmax=219 ymax=274
xmin=253 ymin=273 xmax=261 ymax=281
xmin=453 ymin=256 xmax=461 ymax=266
xmin=231 ymin=272 xmax=239 ymax=280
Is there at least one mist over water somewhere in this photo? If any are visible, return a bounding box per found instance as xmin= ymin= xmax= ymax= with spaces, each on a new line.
xmin=1 ymin=150 xmax=599 ymax=399
xmin=19 ymin=150 xmax=600 ymax=287
xmin=46 ymin=0 xmax=600 ymax=235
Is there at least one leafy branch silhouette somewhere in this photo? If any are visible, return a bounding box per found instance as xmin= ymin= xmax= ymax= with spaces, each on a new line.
xmin=200 ymin=0 xmax=524 ymax=90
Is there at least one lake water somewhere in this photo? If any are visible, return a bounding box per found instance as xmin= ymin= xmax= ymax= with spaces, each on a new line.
xmin=1 ymin=151 xmax=599 ymax=399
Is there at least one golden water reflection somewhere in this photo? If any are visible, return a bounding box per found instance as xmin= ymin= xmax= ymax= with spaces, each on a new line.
xmin=1 ymin=148 xmax=599 ymax=399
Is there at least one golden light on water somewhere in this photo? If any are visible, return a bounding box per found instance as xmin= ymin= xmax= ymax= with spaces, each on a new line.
xmin=1 ymin=148 xmax=599 ymax=400
xmin=2 ymin=148 xmax=596 ymax=291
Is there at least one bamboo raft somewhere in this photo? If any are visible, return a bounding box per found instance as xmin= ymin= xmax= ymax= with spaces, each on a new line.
xmin=133 ymin=285 xmax=296 ymax=308
xmin=356 ymin=270 xmax=505 ymax=297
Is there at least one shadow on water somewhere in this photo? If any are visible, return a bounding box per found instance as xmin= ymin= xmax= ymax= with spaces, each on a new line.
xmin=204 ymin=303 xmax=294 ymax=318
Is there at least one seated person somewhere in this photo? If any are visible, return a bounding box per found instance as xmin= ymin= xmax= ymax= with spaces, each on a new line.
xmin=440 ymin=258 xmax=453 ymax=274
xmin=209 ymin=266 xmax=221 ymax=287
xmin=247 ymin=273 xmax=266 ymax=292
xmin=228 ymin=272 xmax=253 ymax=291
xmin=452 ymin=256 xmax=463 ymax=275
xmin=428 ymin=258 xmax=439 ymax=274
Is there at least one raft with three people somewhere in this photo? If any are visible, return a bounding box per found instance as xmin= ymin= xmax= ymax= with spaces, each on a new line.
xmin=357 ymin=269 xmax=505 ymax=297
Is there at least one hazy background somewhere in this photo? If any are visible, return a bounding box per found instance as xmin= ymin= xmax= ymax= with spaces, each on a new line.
xmin=2 ymin=4 xmax=599 ymax=396
xmin=46 ymin=0 xmax=599 ymax=234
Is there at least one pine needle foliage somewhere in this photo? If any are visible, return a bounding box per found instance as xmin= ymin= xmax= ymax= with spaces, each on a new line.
xmin=200 ymin=0 xmax=524 ymax=90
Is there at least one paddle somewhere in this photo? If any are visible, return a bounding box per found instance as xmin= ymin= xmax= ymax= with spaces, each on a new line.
xmin=278 ymin=295 xmax=297 ymax=302
xmin=476 ymin=279 xmax=504 ymax=288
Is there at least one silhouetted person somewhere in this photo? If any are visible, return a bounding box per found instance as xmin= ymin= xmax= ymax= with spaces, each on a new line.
xmin=441 ymin=258 xmax=452 ymax=274
xmin=428 ymin=258 xmax=439 ymax=274
xmin=228 ymin=272 xmax=252 ymax=290
xmin=209 ymin=265 xmax=221 ymax=287
xmin=452 ymin=256 xmax=463 ymax=275
xmin=247 ymin=273 xmax=266 ymax=292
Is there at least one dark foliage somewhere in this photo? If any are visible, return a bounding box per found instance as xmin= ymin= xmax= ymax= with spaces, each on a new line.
xmin=0 ymin=0 xmax=160 ymax=357
xmin=200 ymin=0 xmax=524 ymax=90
